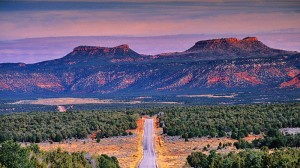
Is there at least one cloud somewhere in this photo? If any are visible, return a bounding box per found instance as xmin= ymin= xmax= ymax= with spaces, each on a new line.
xmin=1 ymin=0 xmax=299 ymax=63
xmin=0 ymin=9 xmax=299 ymax=39
xmin=0 ymin=0 xmax=299 ymax=40
xmin=1 ymin=0 xmax=299 ymax=13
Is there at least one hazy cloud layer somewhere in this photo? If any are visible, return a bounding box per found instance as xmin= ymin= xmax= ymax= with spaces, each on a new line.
xmin=0 ymin=0 xmax=299 ymax=63
xmin=0 ymin=0 xmax=299 ymax=39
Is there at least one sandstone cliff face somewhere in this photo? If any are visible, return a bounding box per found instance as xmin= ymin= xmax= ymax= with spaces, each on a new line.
xmin=0 ymin=38 xmax=299 ymax=95
xmin=280 ymin=74 xmax=300 ymax=88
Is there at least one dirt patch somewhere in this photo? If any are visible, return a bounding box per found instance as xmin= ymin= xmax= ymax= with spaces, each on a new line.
xmin=243 ymin=134 xmax=263 ymax=142
xmin=38 ymin=118 xmax=145 ymax=168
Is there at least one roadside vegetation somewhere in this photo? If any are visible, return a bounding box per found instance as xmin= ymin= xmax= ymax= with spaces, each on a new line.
xmin=0 ymin=110 xmax=138 ymax=142
xmin=157 ymin=103 xmax=300 ymax=139
xmin=187 ymin=148 xmax=300 ymax=168
xmin=176 ymin=103 xmax=300 ymax=168
xmin=234 ymin=130 xmax=300 ymax=149
xmin=0 ymin=140 xmax=120 ymax=168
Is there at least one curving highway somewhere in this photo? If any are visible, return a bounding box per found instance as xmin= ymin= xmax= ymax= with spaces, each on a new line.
xmin=139 ymin=119 xmax=157 ymax=168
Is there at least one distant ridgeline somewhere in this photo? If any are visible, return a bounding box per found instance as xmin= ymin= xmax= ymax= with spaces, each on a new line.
xmin=0 ymin=37 xmax=299 ymax=98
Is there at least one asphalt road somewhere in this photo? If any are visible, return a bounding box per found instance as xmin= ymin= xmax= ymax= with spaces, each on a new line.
xmin=139 ymin=119 xmax=157 ymax=168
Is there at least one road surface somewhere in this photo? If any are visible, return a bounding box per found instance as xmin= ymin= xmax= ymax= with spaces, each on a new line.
xmin=139 ymin=119 xmax=157 ymax=168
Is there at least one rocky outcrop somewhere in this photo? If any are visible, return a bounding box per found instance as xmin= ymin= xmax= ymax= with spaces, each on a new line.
xmin=181 ymin=37 xmax=297 ymax=60
xmin=73 ymin=44 xmax=130 ymax=53
xmin=186 ymin=37 xmax=266 ymax=51
xmin=43 ymin=44 xmax=152 ymax=66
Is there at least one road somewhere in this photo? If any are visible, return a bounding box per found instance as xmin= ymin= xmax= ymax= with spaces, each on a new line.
xmin=139 ymin=119 xmax=157 ymax=168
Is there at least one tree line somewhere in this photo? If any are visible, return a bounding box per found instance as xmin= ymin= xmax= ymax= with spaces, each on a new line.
xmin=157 ymin=103 xmax=300 ymax=139
xmin=0 ymin=110 xmax=138 ymax=142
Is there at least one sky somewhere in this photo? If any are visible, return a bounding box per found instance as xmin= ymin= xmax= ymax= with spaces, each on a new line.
xmin=0 ymin=0 xmax=300 ymax=63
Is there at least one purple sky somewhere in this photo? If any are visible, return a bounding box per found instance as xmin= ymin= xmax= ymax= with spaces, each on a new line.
xmin=0 ymin=0 xmax=299 ymax=63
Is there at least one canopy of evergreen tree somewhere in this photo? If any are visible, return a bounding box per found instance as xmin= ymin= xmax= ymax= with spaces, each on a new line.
xmin=187 ymin=149 xmax=300 ymax=168
xmin=0 ymin=110 xmax=138 ymax=142
xmin=0 ymin=141 xmax=120 ymax=168
xmin=158 ymin=103 xmax=300 ymax=139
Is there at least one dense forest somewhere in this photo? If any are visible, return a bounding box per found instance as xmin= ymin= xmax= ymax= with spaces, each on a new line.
xmin=157 ymin=103 xmax=300 ymax=139
xmin=1 ymin=103 xmax=300 ymax=167
xmin=1 ymin=103 xmax=300 ymax=142
xmin=0 ymin=110 xmax=138 ymax=142
xmin=0 ymin=140 xmax=120 ymax=168
xmin=187 ymin=148 xmax=300 ymax=168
